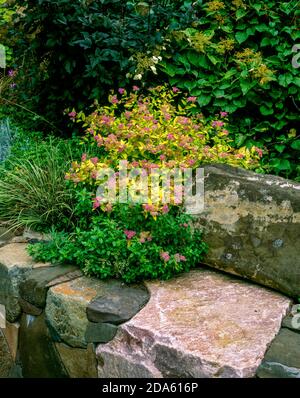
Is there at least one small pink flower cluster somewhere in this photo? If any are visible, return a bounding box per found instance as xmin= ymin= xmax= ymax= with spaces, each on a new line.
xmin=93 ymin=196 xmax=102 ymax=210
xmin=212 ymin=120 xmax=225 ymax=128
xmin=124 ymin=230 xmax=136 ymax=240
xmin=160 ymin=251 xmax=170 ymax=262
xmin=174 ymin=253 xmax=187 ymax=262
xmin=160 ymin=252 xmax=186 ymax=262
xmin=255 ymin=147 xmax=263 ymax=157
xmin=139 ymin=231 xmax=152 ymax=243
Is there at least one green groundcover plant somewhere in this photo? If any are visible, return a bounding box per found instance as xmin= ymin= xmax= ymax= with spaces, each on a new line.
xmin=28 ymin=203 xmax=208 ymax=283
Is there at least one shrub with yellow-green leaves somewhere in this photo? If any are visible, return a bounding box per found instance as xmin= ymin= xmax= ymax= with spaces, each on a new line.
xmin=67 ymin=85 xmax=261 ymax=214
xmin=28 ymin=86 xmax=261 ymax=283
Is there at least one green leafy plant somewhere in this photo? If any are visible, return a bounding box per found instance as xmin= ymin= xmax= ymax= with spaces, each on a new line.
xmin=0 ymin=118 xmax=13 ymax=162
xmin=10 ymin=0 xmax=189 ymax=126
xmin=0 ymin=0 xmax=16 ymax=67
xmin=29 ymin=203 xmax=208 ymax=283
xmin=28 ymin=85 xmax=261 ymax=282
xmin=158 ymin=0 xmax=300 ymax=180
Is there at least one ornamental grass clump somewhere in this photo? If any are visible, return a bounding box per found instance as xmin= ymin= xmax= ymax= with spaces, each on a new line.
xmin=0 ymin=139 xmax=77 ymax=232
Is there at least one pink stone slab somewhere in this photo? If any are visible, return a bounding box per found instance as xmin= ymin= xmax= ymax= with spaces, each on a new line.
xmin=97 ymin=269 xmax=291 ymax=378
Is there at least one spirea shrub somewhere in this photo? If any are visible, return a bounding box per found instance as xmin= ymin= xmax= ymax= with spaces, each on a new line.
xmin=29 ymin=86 xmax=260 ymax=282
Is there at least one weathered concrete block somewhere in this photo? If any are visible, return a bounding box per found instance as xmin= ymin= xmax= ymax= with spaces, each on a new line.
xmin=196 ymin=164 xmax=300 ymax=298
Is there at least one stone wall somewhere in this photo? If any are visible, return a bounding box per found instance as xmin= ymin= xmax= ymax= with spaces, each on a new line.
xmin=0 ymin=241 xmax=298 ymax=378
xmin=0 ymin=165 xmax=300 ymax=378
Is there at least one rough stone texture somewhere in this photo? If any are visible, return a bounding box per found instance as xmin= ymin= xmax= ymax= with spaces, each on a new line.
xmin=19 ymin=265 xmax=81 ymax=309
xmin=87 ymin=281 xmax=149 ymax=324
xmin=45 ymin=277 xmax=104 ymax=348
xmin=85 ymin=322 xmax=117 ymax=343
xmin=55 ymin=343 xmax=98 ymax=378
xmin=19 ymin=313 xmax=68 ymax=378
xmin=196 ymin=164 xmax=300 ymax=298
xmin=0 ymin=244 xmax=46 ymax=322
xmin=46 ymin=277 xmax=149 ymax=348
xmin=282 ymin=305 xmax=300 ymax=333
xmin=22 ymin=229 xmax=51 ymax=243
xmin=97 ymin=269 xmax=291 ymax=378
xmin=19 ymin=297 xmax=43 ymax=316
xmin=0 ymin=329 xmax=13 ymax=377
xmin=257 ymin=328 xmax=300 ymax=378
xmin=1 ymin=321 xmax=19 ymax=361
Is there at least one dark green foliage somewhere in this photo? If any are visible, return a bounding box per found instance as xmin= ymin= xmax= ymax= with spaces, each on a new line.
xmin=11 ymin=0 xmax=188 ymax=126
xmin=159 ymin=0 xmax=300 ymax=180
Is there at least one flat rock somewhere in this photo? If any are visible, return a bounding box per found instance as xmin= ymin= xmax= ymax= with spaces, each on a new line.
xmin=22 ymin=229 xmax=51 ymax=242
xmin=196 ymin=164 xmax=300 ymax=298
xmin=97 ymin=269 xmax=291 ymax=378
xmin=55 ymin=343 xmax=98 ymax=378
xmin=19 ymin=297 xmax=43 ymax=316
xmin=19 ymin=265 xmax=81 ymax=309
xmin=282 ymin=305 xmax=300 ymax=333
xmin=45 ymin=277 xmax=106 ymax=348
xmin=85 ymin=322 xmax=117 ymax=343
xmin=87 ymin=281 xmax=149 ymax=324
xmin=257 ymin=328 xmax=300 ymax=378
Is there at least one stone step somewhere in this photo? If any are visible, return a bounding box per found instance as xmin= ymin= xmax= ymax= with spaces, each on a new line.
xmin=96 ymin=269 xmax=292 ymax=378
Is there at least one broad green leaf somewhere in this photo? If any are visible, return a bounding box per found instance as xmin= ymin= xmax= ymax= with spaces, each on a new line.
xmin=291 ymin=140 xmax=300 ymax=150
xmin=278 ymin=74 xmax=294 ymax=87
xmin=235 ymin=31 xmax=249 ymax=44
xmin=260 ymin=105 xmax=273 ymax=115
xmin=197 ymin=94 xmax=212 ymax=107
xmin=274 ymin=144 xmax=286 ymax=153
xmin=236 ymin=8 xmax=248 ymax=20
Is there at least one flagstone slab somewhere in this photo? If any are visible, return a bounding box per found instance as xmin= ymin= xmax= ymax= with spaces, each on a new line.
xmin=97 ymin=269 xmax=291 ymax=378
